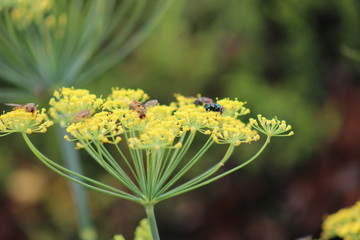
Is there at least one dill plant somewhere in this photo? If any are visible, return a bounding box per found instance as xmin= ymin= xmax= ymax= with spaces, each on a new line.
xmin=0 ymin=87 xmax=293 ymax=239
xmin=0 ymin=1 xmax=172 ymax=239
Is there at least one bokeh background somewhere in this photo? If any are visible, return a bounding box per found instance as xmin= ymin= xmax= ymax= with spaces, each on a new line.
xmin=1 ymin=0 xmax=360 ymax=239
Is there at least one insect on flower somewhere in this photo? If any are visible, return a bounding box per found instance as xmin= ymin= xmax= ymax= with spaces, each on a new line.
xmin=72 ymin=109 xmax=91 ymax=123
xmin=5 ymin=103 xmax=36 ymax=113
xmin=204 ymin=102 xmax=224 ymax=113
xmin=129 ymin=100 xmax=158 ymax=119
xmin=193 ymin=96 xmax=224 ymax=114
xmin=193 ymin=97 xmax=214 ymax=106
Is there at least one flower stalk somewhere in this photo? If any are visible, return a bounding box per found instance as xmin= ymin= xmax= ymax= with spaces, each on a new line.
xmin=145 ymin=204 xmax=160 ymax=240
xmin=0 ymin=87 xmax=294 ymax=239
xmin=56 ymin=125 xmax=96 ymax=240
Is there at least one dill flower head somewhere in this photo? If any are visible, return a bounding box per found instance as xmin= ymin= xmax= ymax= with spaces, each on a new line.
xmin=0 ymin=108 xmax=53 ymax=135
xmin=128 ymin=118 xmax=182 ymax=149
xmin=216 ymin=98 xmax=250 ymax=118
xmin=60 ymin=89 xmax=293 ymax=149
xmin=250 ymin=114 xmax=294 ymax=137
xmin=213 ymin=116 xmax=260 ymax=146
xmin=321 ymin=201 xmax=360 ymax=240
xmin=1 ymin=0 xmax=53 ymax=29
xmin=53 ymin=88 xmax=295 ymax=151
xmin=49 ymin=87 xmax=103 ymax=126
xmin=103 ymin=88 xmax=149 ymax=111
xmin=172 ymin=93 xmax=197 ymax=107
xmin=66 ymin=112 xmax=123 ymax=145
xmin=174 ymin=105 xmax=220 ymax=133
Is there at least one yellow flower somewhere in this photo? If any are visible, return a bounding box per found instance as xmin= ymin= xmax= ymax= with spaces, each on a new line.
xmin=103 ymin=88 xmax=149 ymax=110
xmin=213 ymin=116 xmax=260 ymax=145
xmin=250 ymin=114 xmax=294 ymax=137
xmin=174 ymin=105 xmax=220 ymax=134
xmin=128 ymin=118 xmax=182 ymax=149
xmin=146 ymin=105 xmax=176 ymax=120
xmin=53 ymin=88 xmax=292 ymax=150
xmin=216 ymin=98 xmax=250 ymax=118
xmin=321 ymin=201 xmax=360 ymax=240
xmin=134 ymin=219 xmax=151 ymax=240
xmin=171 ymin=94 xmax=196 ymax=107
xmin=49 ymin=87 xmax=103 ymax=126
xmin=0 ymin=108 xmax=53 ymax=135
xmin=66 ymin=112 xmax=123 ymax=144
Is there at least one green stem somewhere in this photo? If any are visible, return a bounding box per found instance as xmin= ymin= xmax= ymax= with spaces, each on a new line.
xmin=158 ymin=136 xmax=271 ymax=201
xmin=22 ymin=133 xmax=141 ymax=202
xmin=55 ymin=125 xmax=97 ymax=240
xmin=144 ymin=204 xmax=160 ymax=240
xmin=159 ymin=144 xmax=235 ymax=199
xmin=156 ymin=135 xmax=213 ymax=197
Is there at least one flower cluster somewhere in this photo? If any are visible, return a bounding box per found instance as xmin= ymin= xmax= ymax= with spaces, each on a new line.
xmin=49 ymin=87 xmax=103 ymax=126
xmin=0 ymin=87 xmax=294 ymax=147
xmin=321 ymin=201 xmax=360 ymax=240
xmin=250 ymin=114 xmax=294 ymax=137
xmin=0 ymin=108 xmax=53 ymax=135
xmin=65 ymin=112 xmax=124 ymax=145
xmin=213 ymin=117 xmax=259 ymax=146
xmin=47 ymin=88 xmax=294 ymax=150
xmin=57 ymin=89 xmax=272 ymax=149
xmin=103 ymin=88 xmax=150 ymax=111
xmin=1 ymin=0 xmax=55 ymax=29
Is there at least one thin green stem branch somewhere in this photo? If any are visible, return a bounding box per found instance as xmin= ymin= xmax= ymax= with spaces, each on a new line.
xmin=22 ymin=133 xmax=141 ymax=202
xmin=82 ymin=141 xmax=143 ymax=197
xmin=154 ymin=132 xmax=194 ymax=193
xmin=157 ymin=136 xmax=271 ymax=201
xmin=112 ymin=136 xmax=140 ymax=184
xmin=188 ymin=136 xmax=271 ymax=189
xmin=97 ymin=143 xmax=142 ymax=195
xmin=155 ymin=135 xmax=213 ymax=197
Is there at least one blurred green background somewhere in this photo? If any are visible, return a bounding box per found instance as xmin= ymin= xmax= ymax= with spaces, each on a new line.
xmin=1 ymin=0 xmax=360 ymax=239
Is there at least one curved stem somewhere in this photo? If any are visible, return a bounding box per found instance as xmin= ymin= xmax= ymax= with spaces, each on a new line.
xmin=200 ymin=136 xmax=271 ymax=184
xmin=157 ymin=144 xmax=235 ymax=201
xmin=22 ymin=133 xmax=141 ymax=202
xmin=155 ymin=134 xmax=213 ymax=197
xmin=112 ymin=135 xmax=139 ymax=184
xmin=154 ymin=132 xmax=194 ymax=192
xmin=157 ymin=136 xmax=271 ymax=202
xmin=93 ymin=142 xmax=143 ymax=197
xmin=126 ymin=131 xmax=147 ymax=195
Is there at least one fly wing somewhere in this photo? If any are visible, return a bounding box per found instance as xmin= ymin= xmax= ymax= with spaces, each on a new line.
xmin=5 ymin=103 xmax=22 ymax=107
xmin=25 ymin=103 xmax=36 ymax=107
xmin=144 ymin=100 xmax=158 ymax=108
xmin=129 ymin=100 xmax=141 ymax=110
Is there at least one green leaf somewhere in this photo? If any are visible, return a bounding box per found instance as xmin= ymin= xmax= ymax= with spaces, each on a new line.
xmin=0 ymin=88 xmax=34 ymax=102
